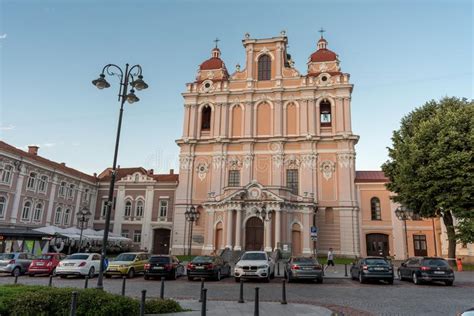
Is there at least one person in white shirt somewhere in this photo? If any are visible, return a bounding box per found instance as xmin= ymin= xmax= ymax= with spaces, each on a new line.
xmin=325 ymin=248 xmax=336 ymax=273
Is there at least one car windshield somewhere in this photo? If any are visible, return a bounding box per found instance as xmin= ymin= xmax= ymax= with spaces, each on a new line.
xmin=67 ymin=254 xmax=89 ymax=260
xmin=293 ymin=257 xmax=316 ymax=264
xmin=115 ymin=254 xmax=136 ymax=261
xmin=192 ymin=256 xmax=213 ymax=263
xmin=150 ymin=256 xmax=170 ymax=263
xmin=38 ymin=255 xmax=54 ymax=260
xmin=241 ymin=253 xmax=266 ymax=261
xmin=0 ymin=254 xmax=15 ymax=260
xmin=423 ymin=259 xmax=449 ymax=267
xmin=365 ymin=259 xmax=389 ymax=265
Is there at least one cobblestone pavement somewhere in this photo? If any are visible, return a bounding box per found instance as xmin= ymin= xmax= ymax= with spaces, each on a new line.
xmin=1 ymin=271 xmax=472 ymax=315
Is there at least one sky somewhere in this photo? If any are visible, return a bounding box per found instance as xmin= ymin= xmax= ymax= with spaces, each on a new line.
xmin=0 ymin=0 xmax=472 ymax=176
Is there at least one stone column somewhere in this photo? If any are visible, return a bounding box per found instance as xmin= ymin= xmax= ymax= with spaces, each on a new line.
xmin=72 ymin=183 xmax=83 ymax=227
xmin=112 ymin=185 xmax=125 ymax=235
xmin=315 ymin=99 xmax=320 ymax=136
xmin=302 ymin=211 xmax=312 ymax=255
xmin=264 ymin=218 xmax=273 ymax=252
xmin=203 ymin=209 xmax=215 ymax=252
xmin=10 ymin=165 xmax=26 ymax=223
xmin=274 ymin=210 xmax=281 ymax=250
xmin=142 ymin=185 xmax=154 ymax=251
xmin=234 ymin=209 xmax=242 ymax=251
xmin=225 ymin=209 xmax=233 ymax=249
xmin=46 ymin=175 xmax=58 ymax=225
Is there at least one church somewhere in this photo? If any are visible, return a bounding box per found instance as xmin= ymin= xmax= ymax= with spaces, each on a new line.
xmin=171 ymin=32 xmax=440 ymax=259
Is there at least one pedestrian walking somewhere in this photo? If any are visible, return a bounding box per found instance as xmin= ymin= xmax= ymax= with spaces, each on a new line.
xmin=325 ymin=248 xmax=336 ymax=273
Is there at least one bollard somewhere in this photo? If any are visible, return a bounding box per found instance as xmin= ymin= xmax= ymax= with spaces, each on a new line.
xmin=121 ymin=276 xmax=126 ymax=296
xmin=238 ymin=278 xmax=245 ymax=303
xmin=281 ymin=279 xmax=287 ymax=305
xmin=201 ymin=288 xmax=207 ymax=316
xmin=199 ymin=278 xmax=205 ymax=302
xmin=254 ymin=287 xmax=260 ymax=316
xmin=344 ymin=264 xmax=348 ymax=277
xmin=140 ymin=290 xmax=146 ymax=316
xmin=160 ymin=277 xmax=165 ymax=299
xmin=14 ymin=275 xmax=18 ymax=284
xmin=277 ymin=261 xmax=280 ymax=276
xmin=84 ymin=276 xmax=89 ymax=289
xmin=49 ymin=275 xmax=53 ymax=287
xmin=69 ymin=291 xmax=78 ymax=316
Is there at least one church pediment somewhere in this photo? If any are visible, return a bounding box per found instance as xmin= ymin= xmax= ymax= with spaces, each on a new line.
xmin=208 ymin=181 xmax=286 ymax=207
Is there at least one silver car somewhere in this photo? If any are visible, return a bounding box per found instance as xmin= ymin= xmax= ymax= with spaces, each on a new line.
xmin=0 ymin=252 xmax=36 ymax=276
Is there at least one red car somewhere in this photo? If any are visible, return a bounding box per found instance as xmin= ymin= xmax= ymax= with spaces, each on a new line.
xmin=28 ymin=253 xmax=66 ymax=276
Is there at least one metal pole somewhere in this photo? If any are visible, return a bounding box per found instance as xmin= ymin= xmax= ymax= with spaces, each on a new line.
xmin=97 ymin=63 xmax=130 ymax=290
xmin=140 ymin=289 xmax=146 ymax=316
xmin=188 ymin=220 xmax=194 ymax=256
xmin=254 ymin=287 xmax=260 ymax=316
xmin=160 ymin=277 xmax=165 ymax=299
xmin=201 ymin=288 xmax=207 ymax=316
xmin=183 ymin=215 xmax=188 ymax=256
xmin=238 ymin=278 xmax=244 ymax=303
xmin=432 ymin=218 xmax=438 ymax=256
xmin=344 ymin=264 xmax=348 ymax=277
xmin=281 ymin=279 xmax=287 ymax=305
xmin=404 ymin=218 xmax=409 ymax=259
xmin=49 ymin=275 xmax=53 ymax=287
xmin=69 ymin=291 xmax=78 ymax=316
xmin=84 ymin=276 xmax=89 ymax=289
xmin=277 ymin=261 xmax=280 ymax=276
xmin=78 ymin=220 xmax=84 ymax=252
xmin=199 ymin=278 xmax=205 ymax=302
xmin=121 ymin=276 xmax=126 ymax=296
xmin=14 ymin=275 xmax=18 ymax=284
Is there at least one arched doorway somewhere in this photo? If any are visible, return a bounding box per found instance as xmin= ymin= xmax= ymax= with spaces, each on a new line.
xmin=245 ymin=217 xmax=264 ymax=251
xmin=215 ymin=222 xmax=223 ymax=251
xmin=366 ymin=233 xmax=389 ymax=257
xmin=291 ymin=223 xmax=302 ymax=255
xmin=152 ymin=228 xmax=171 ymax=254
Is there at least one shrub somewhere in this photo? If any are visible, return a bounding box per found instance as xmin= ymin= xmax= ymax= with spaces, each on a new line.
xmin=145 ymin=299 xmax=184 ymax=314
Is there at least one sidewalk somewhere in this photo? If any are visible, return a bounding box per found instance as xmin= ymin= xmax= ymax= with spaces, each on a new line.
xmin=157 ymin=300 xmax=333 ymax=316
xmin=321 ymin=263 xmax=351 ymax=279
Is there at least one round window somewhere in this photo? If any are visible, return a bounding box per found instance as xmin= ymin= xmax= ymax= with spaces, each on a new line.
xmin=204 ymin=82 xmax=211 ymax=88
xmin=321 ymin=76 xmax=328 ymax=82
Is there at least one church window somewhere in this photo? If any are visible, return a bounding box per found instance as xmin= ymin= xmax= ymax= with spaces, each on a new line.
xmin=286 ymin=169 xmax=299 ymax=195
xmin=136 ymin=200 xmax=144 ymax=217
xmin=320 ymin=99 xmax=332 ymax=127
xmin=258 ymin=55 xmax=271 ymax=80
xmin=124 ymin=200 xmax=132 ymax=217
xmin=228 ymin=170 xmax=240 ymax=187
xmin=201 ymin=106 xmax=212 ymax=131
xmin=370 ymin=197 xmax=381 ymax=220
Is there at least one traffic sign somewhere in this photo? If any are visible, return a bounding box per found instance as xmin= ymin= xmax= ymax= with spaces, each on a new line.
xmin=310 ymin=226 xmax=318 ymax=237
xmin=311 ymin=236 xmax=318 ymax=241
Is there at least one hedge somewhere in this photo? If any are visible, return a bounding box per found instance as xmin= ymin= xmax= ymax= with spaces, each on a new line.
xmin=0 ymin=285 xmax=184 ymax=316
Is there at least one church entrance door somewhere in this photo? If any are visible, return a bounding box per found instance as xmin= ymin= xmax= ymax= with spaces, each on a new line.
xmin=245 ymin=217 xmax=264 ymax=251
xmin=366 ymin=233 xmax=389 ymax=257
xmin=152 ymin=229 xmax=171 ymax=254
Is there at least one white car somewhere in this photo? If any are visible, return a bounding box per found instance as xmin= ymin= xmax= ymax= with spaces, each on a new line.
xmin=234 ymin=251 xmax=275 ymax=282
xmin=56 ymin=253 xmax=101 ymax=278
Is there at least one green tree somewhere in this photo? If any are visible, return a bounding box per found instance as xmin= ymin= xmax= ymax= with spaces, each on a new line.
xmin=382 ymin=97 xmax=474 ymax=261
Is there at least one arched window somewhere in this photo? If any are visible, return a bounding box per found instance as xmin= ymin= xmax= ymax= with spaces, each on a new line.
xmin=124 ymin=201 xmax=132 ymax=217
xmin=21 ymin=201 xmax=32 ymax=221
xmin=1 ymin=165 xmax=13 ymax=184
xmin=371 ymin=197 xmax=382 ymax=220
xmin=27 ymin=172 xmax=37 ymax=190
xmin=258 ymin=55 xmax=271 ymax=80
xmin=0 ymin=196 xmax=6 ymax=219
xmin=320 ymin=99 xmax=332 ymax=127
xmin=33 ymin=203 xmax=43 ymax=222
xmin=59 ymin=182 xmax=67 ymax=197
xmin=136 ymin=200 xmax=144 ymax=218
xmin=38 ymin=175 xmax=48 ymax=193
xmin=67 ymin=184 xmax=75 ymax=199
xmin=201 ymin=105 xmax=212 ymax=131
xmin=63 ymin=209 xmax=71 ymax=225
xmin=54 ymin=207 xmax=62 ymax=225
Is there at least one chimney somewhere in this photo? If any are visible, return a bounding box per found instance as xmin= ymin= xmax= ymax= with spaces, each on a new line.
xmin=28 ymin=145 xmax=39 ymax=155
xmin=93 ymin=173 xmax=97 ymax=177
xmin=60 ymin=162 xmax=66 ymax=167
xmin=148 ymin=169 xmax=154 ymax=175
xmin=169 ymin=169 xmax=174 ymax=175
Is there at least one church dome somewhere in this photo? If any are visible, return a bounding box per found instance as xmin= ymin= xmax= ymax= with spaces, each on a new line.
xmin=309 ymin=37 xmax=337 ymax=62
xmin=200 ymin=47 xmax=225 ymax=70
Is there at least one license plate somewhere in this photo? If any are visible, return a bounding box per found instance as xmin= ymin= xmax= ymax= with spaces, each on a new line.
xmin=374 ymin=267 xmax=384 ymax=271
xmin=153 ymin=267 xmax=164 ymax=270
xmin=434 ymin=271 xmax=445 ymax=274
xmin=66 ymin=263 xmax=75 ymax=267
xmin=37 ymin=262 xmax=45 ymax=266
xmin=303 ymin=267 xmax=313 ymax=270
xmin=196 ymin=266 xmax=205 ymax=270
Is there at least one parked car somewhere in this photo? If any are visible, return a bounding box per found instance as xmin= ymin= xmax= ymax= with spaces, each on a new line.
xmin=398 ymin=257 xmax=454 ymax=286
xmin=28 ymin=253 xmax=67 ymax=276
xmin=144 ymin=255 xmax=184 ymax=280
xmin=0 ymin=252 xmax=36 ymax=276
xmin=234 ymin=251 xmax=275 ymax=282
xmin=105 ymin=252 xmax=150 ymax=278
xmin=350 ymin=257 xmax=394 ymax=284
xmin=284 ymin=256 xmax=323 ymax=283
xmin=56 ymin=253 xmax=101 ymax=278
xmin=187 ymin=255 xmax=231 ymax=281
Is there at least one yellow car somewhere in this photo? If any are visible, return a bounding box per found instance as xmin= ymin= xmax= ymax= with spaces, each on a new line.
xmin=105 ymin=252 xmax=150 ymax=278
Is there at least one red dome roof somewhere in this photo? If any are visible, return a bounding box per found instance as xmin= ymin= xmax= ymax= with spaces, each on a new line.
xmin=310 ymin=49 xmax=337 ymax=62
xmin=200 ymin=57 xmax=225 ymax=70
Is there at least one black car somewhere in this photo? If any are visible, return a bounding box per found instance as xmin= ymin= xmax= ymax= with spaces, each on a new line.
xmin=284 ymin=257 xmax=323 ymax=283
xmin=398 ymin=257 xmax=454 ymax=286
xmin=187 ymin=256 xmax=231 ymax=281
xmin=350 ymin=257 xmax=394 ymax=284
xmin=144 ymin=255 xmax=184 ymax=280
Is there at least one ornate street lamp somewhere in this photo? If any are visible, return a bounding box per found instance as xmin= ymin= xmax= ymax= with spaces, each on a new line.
xmin=76 ymin=206 xmax=92 ymax=252
xmin=92 ymin=63 xmax=148 ymax=289
xmin=395 ymin=206 xmax=414 ymax=259
xmin=184 ymin=206 xmax=199 ymax=256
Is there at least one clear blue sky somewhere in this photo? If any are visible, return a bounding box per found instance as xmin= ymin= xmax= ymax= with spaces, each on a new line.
xmin=1 ymin=0 xmax=472 ymax=175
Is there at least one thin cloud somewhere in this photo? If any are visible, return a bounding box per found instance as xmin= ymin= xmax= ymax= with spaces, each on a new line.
xmin=0 ymin=124 xmax=15 ymax=131
xmin=43 ymin=143 xmax=56 ymax=148
xmin=0 ymin=34 xmax=7 ymax=39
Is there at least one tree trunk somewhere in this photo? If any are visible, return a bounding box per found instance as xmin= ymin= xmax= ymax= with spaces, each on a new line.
xmin=442 ymin=211 xmax=457 ymax=267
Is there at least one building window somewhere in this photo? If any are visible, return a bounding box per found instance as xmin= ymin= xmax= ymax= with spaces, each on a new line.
xmin=1 ymin=165 xmax=13 ymax=184
xmin=33 ymin=203 xmax=43 ymax=222
xmin=124 ymin=200 xmax=132 ymax=217
xmin=133 ymin=230 xmax=141 ymax=243
xmin=122 ymin=230 xmax=129 ymax=238
xmin=27 ymin=172 xmax=37 ymax=190
xmin=159 ymin=200 xmax=168 ymax=218
xmin=370 ymin=197 xmax=382 ymax=220
xmin=0 ymin=196 xmax=6 ymax=219
xmin=38 ymin=175 xmax=48 ymax=193
xmin=258 ymin=55 xmax=271 ymax=80
xmin=21 ymin=201 xmax=32 ymax=221
xmin=136 ymin=200 xmax=144 ymax=218
xmin=59 ymin=182 xmax=67 ymax=197
xmin=83 ymin=188 xmax=90 ymax=202
xmin=228 ymin=170 xmax=240 ymax=187
xmin=101 ymin=201 xmax=108 ymax=217
xmin=320 ymin=99 xmax=332 ymax=127
xmin=413 ymin=235 xmax=427 ymax=256
xmin=286 ymin=169 xmax=299 ymax=195
xmin=67 ymin=184 xmax=75 ymax=199
xmin=201 ymin=105 xmax=212 ymax=131
xmin=63 ymin=209 xmax=71 ymax=225
xmin=54 ymin=207 xmax=62 ymax=225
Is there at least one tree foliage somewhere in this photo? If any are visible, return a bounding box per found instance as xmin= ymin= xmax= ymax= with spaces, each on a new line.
xmin=382 ymin=97 xmax=474 ymax=250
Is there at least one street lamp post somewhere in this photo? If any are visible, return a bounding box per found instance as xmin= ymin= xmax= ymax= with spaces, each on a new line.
xmin=184 ymin=206 xmax=199 ymax=256
xmin=92 ymin=63 xmax=148 ymax=289
xmin=395 ymin=206 xmax=414 ymax=259
xmin=76 ymin=206 xmax=92 ymax=252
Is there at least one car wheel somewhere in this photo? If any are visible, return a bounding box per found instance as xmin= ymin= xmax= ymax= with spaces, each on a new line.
xmin=215 ymin=270 xmax=221 ymax=281
xmin=105 ymin=274 xmax=112 ymax=279
xmin=358 ymin=273 xmax=366 ymax=284
xmin=60 ymin=275 xmax=68 ymax=279
xmin=171 ymin=269 xmax=177 ymax=280
xmin=28 ymin=273 xmax=34 ymax=277
xmin=234 ymin=277 xmax=240 ymax=283
xmin=412 ymin=273 xmax=421 ymax=285
xmin=12 ymin=267 xmax=21 ymax=277
xmin=270 ymin=270 xmax=275 ymax=279
xmin=127 ymin=268 xmax=135 ymax=279
xmin=144 ymin=275 xmax=150 ymax=280
xmin=264 ymin=275 xmax=270 ymax=283
xmin=316 ymin=278 xmax=323 ymax=284
xmin=387 ymin=278 xmax=394 ymax=285
xmin=445 ymin=280 xmax=453 ymax=286
xmin=51 ymin=268 xmax=57 ymax=277
xmin=88 ymin=267 xmax=95 ymax=279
